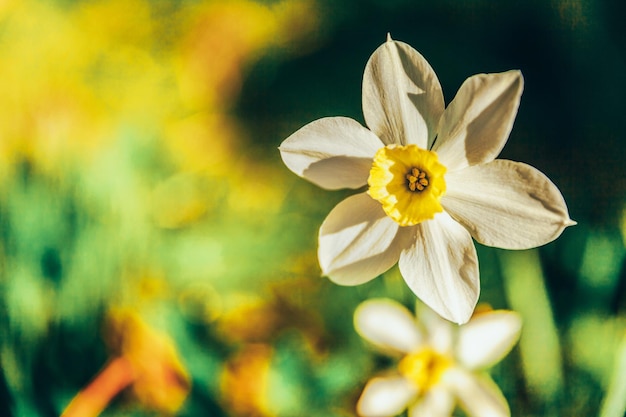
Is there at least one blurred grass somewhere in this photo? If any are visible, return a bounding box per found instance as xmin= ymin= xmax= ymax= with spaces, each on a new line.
xmin=500 ymin=249 xmax=564 ymax=411
xmin=0 ymin=0 xmax=625 ymax=416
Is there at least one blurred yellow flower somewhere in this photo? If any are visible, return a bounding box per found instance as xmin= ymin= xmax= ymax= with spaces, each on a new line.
xmin=106 ymin=308 xmax=191 ymax=413
xmin=0 ymin=0 xmax=319 ymax=179
xmin=220 ymin=343 xmax=274 ymax=417
xmin=167 ymin=0 xmax=319 ymax=175
xmin=0 ymin=0 xmax=160 ymax=174
xmin=215 ymin=280 xmax=327 ymax=352
xmin=176 ymin=0 xmax=318 ymax=110
xmin=62 ymin=308 xmax=190 ymax=416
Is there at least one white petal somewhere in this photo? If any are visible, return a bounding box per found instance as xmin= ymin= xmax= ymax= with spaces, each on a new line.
xmin=442 ymin=160 xmax=576 ymax=250
xmin=416 ymin=303 xmax=455 ymax=354
xmin=408 ymin=385 xmax=455 ymax=417
xmin=456 ymin=310 xmax=522 ymax=370
xmin=357 ymin=375 xmax=417 ymax=417
xmin=354 ymin=299 xmax=424 ymax=353
xmin=279 ymin=117 xmax=383 ymax=189
xmin=445 ymin=368 xmax=510 ymax=417
xmin=398 ymin=212 xmax=479 ymax=325
xmin=362 ymin=37 xmax=444 ymax=148
xmin=319 ymin=193 xmax=414 ymax=285
xmin=433 ymin=71 xmax=523 ymax=171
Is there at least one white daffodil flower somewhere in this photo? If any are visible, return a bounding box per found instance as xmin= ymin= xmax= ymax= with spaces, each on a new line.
xmin=279 ymin=35 xmax=575 ymax=324
xmin=354 ymin=298 xmax=522 ymax=417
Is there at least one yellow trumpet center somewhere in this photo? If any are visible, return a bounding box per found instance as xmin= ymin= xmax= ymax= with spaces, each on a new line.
xmin=367 ymin=144 xmax=446 ymax=226
xmin=398 ymin=348 xmax=451 ymax=390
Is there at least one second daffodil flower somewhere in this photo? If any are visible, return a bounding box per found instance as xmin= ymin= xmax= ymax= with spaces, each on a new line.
xmin=279 ymin=35 xmax=575 ymax=324
xmin=354 ymin=299 xmax=522 ymax=417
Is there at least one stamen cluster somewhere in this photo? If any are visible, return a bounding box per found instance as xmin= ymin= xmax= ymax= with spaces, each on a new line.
xmin=406 ymin=167 xmax=429 ymax=192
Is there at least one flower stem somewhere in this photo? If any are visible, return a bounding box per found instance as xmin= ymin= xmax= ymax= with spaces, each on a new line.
xmin=61 ymin=356 xmax=135 ymax=417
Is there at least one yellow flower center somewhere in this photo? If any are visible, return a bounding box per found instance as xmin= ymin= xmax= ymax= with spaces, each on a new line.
xmin=398 ymin=348 xmax=451 ymax=390
xmin=367 ymin=145 xmax=446 ymax=226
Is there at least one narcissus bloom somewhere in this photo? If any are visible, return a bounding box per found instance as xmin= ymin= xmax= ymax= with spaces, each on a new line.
xmin=279 ymin=35 xmax=574 ymax=323
xmin=354 ymin=299 xmax=522 ymax=417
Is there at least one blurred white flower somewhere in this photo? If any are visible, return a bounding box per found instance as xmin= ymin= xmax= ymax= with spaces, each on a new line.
xmin=279 ymin=35 xmax=574 ymax=323
xmin=354 ymin=299 xmax=522 ymax=417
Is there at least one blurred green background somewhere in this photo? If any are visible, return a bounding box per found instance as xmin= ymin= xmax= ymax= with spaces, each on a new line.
xmin=0 ymin=0 xmax=624 ymax=416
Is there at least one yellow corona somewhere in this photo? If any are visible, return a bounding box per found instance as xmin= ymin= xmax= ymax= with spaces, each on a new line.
xmin=368 ymin=144 xmax=447 ymax=226
xmin=397 ymin=348 xmax=452 ymax=391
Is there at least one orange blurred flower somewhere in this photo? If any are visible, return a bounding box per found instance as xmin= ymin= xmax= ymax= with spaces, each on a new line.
xmin=62 ymin=308 xmax=190 ymax=416
xmin=176 ymin=0 xmax=319 ymax=110
xmin=220 ymin=343 xmax=274 ymax=417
